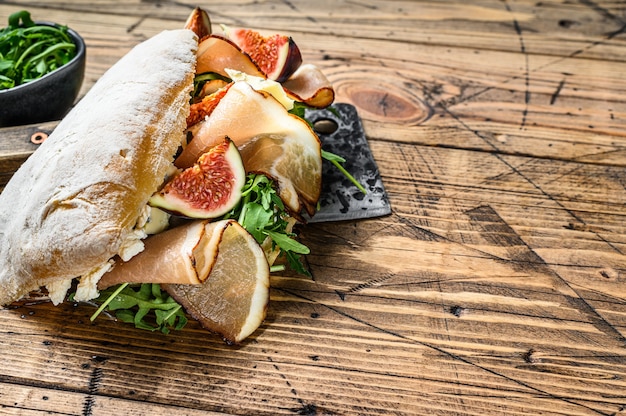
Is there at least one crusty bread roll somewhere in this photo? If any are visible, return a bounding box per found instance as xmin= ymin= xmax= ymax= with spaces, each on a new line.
xmin=0 ymin=29 xmax=197 ymax=306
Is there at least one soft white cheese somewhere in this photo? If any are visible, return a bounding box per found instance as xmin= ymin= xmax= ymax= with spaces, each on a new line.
xmin=45 ymin=199 xmax=174 ymax=304
xmin=46 ymin=278 xmax=73 ymax=306
xmin=135 ymin=204 xmax=151 ymax=230
xmin=225 ymin=68 xmax=294 ymax=110
xmin=74 ymin=260 xmax=114 ymax=302
xmin=142 ymin=206 xmax=171 ymax=235
xmin=118 ymin=229 xmax=147 ymax=262
xmin=45 ymin=224 xmax=147 ymax=304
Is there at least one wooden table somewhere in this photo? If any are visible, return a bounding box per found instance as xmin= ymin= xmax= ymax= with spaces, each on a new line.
xmin=1 ymin=1 xmax=625 ymax=415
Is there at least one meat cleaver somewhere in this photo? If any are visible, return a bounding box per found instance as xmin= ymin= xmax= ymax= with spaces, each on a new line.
xmin=306 ymin=103 xmax=391 ymax=222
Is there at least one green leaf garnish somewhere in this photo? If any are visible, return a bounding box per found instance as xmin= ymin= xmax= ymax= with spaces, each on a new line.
xmin=285 ymin=250 xmax=310 ymax=276
xmin=264 ymin=230 xmax=310 ymax=255
xmin=91 ymin=283 xmax=188 ymax=334
xmin=321 ymin=149 xmax=368 ymax=195
xmin=8 ymin=10 xmax=35 ymax=29
xmin=288 ymin=101 xmax=309 ymax=121
xmin=224 ymin=173 xmax=311 ymax=276
xmin=0 ymin=11 xmax=77 ymax=90
xmin=89 ymin=283 xmax=129 ymax=322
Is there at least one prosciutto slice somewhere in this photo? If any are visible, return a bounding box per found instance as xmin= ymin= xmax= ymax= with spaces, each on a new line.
xmin=99 ymin=219 xmax=234 ymax=288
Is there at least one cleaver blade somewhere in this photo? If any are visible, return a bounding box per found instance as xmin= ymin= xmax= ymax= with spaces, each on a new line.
xmin=305 ymin=103 xmax=391 ymax=223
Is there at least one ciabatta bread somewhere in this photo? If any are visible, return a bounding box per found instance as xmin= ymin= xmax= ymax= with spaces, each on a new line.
xmin=0 ymin=29 xmax=197 ymax=305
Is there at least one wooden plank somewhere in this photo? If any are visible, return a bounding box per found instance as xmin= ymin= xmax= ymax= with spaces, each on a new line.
xmin=0 ymin=382 xmax=230 ymax=415
xmin=3 ymin=1 xmax=624 ymax=59
xmin=2 ymin=279 xmax=625 ymax=415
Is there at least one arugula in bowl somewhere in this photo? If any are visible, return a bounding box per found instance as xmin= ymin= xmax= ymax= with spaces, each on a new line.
xmin=0 ymin=10 xmax=77 ymax=90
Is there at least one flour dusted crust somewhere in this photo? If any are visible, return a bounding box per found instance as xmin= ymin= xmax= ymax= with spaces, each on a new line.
xmin=0 ymin=29 xmax=198 ymax=305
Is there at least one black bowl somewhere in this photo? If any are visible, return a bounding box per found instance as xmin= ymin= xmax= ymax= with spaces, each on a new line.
xmin=0 ymin=22 xmax=86 ymax=127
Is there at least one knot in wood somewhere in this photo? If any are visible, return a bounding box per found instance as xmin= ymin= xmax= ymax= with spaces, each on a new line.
xmin=338 ymin=81 xmax=433 ymax=125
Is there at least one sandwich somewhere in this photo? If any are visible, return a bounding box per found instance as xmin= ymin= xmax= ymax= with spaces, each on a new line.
xmin=0 ymin=7 xmax=336 ymax=344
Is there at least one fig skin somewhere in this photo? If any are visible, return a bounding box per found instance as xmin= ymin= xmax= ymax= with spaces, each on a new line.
xmin=275 ymin=37 xmax=303 ymax=83
xmin=227 ymin=28 xmax=303 ymax=83
xmin=185 ymin=7 xmax=212 ymax=40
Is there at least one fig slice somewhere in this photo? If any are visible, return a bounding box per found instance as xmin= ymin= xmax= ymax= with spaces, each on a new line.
xmin=282 ymin=63 xmax=335 ymax=108
xmin=225 ymin=27 xmax=302 ymax=83
xmin=150 ymin=138 xmax=245 ymax=219
xmin=175 ymin=81 xmax=322 ymax=216
xmin=184 ymin=7 xmax=212 ymax=40
xmin=196 ymin=35 xmax=265 ymax=79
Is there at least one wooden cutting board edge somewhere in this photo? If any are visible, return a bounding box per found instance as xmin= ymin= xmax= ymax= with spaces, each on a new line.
xmin=0 ymin=121 xmax=59 ymax=189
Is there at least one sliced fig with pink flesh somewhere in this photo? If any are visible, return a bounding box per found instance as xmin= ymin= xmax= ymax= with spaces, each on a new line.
xmin=227 ymin=28 xmax=302 ymax=83
xmin=196 ymin=35 xmax=265 ymax=80
xmin=150 ymin=138 xmax=245 ymax=219
xmin=187 ymin=83 xmax=232 ymax=127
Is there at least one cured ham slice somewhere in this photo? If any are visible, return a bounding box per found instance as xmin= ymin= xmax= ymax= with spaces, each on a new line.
xmin=176 ymin=81 xmax=322 ymax=216
xmin=283 ymin=63 xmax=335 ymax=108
xmin=196 ymin=35 xmax=265 ymax=79
xmin=99 ymin=220 xmax=235 ymax=288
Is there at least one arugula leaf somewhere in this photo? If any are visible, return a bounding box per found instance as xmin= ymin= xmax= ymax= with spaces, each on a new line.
xmin=288 ymin=101 xmax=309 ymax=121
xmin=0 ymin=11 xmax=77 ymax=90
xmin=321 ymin=149 xmax=368 ymax=195
xmin=8 ymin=10 xmax=34 ymax=28
xmin=240 ymin=203 xmax=273 ymax=242
xmin=285 ymin=250 xmax=310 ymax=276
xmin=264 ymin=230 xmax=310 ymax=255
xmin=91 ymin=283 xmax=188 ymax=334
xmin=225 ymin=173 xmax=311 ymax=275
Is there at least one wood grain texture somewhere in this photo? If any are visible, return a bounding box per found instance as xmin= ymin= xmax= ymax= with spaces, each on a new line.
xmin=1 ymin=1 xmax=625 ymax=415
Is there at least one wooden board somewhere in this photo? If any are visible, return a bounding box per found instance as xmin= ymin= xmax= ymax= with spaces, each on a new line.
xmin=1 ymin=1 xmax=625 ymax=415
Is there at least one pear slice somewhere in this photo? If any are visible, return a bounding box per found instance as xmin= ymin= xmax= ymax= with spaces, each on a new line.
xmin=164 ymin=220 xmax=270 ymax=344
xmin=149 ymin=138 xmax=246 ymax=219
